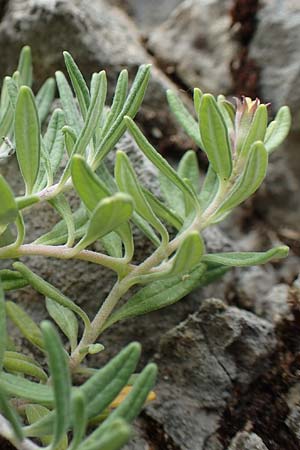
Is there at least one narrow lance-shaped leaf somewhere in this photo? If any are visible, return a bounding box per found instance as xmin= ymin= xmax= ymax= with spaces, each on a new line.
xmin=77 ymin=419 xmax=131 ymax=450
xmin=46 ymin=298 xmax=78 ymax=353
xmin=3 ymin=351 xmax=47 ymax=382
xmin=25 ymin=405 xmax=53 ymax=447
xmin=142 ymin=187 xmax=183 ymax=230
xmin=36 ymin=77 xmax=56 ymax=124
xmin=239 ymin=104 xmax=268 ymax=160
xmin=199 ymin=93 xmax=232 ymax=180
xmin=167 ymin=89 xmax=202 ymax=147
xmin=0 ymin=279 xmax=6 ymax=372
xmin=177 ymin=150 xmax=200 ymax=194
xmin=193 ymin=87 xmax=203 ymax=115
xmin=6 ymin=301 xmax=44 ymax=350
xmin=12 ymin=262 xmax=90 ymax=329
xmin=125 ymin=116 xmax=198 ymax=210
xmin=17 ymin=45 xmax=32 ymax=87
xmin=0 ymin=269 xmax=28 ymax=291
xmin=202 ymin=245 xmax=289 ymax=267
xmin=92 ymin=64 xmax=151 ymax=169
xmin=44 ymin=108 xmax=65 ymax=176
xmin=68 ymin=392 xmax=87 ymax=450
xmin=49 ymin=194 xmax=75 ymax=247
xmin=60 ymin=71 xmax=107 ymax=185
xmin=100 ymin=69 xmax=128 ymax=139
xmin=63 ymin=51 xmax=90 ymax=119
xmin=0 ymin=176 xmax=17 ymax=226
xmin=41 ymin=321 xmax=71 ymax=449
xmin=73 ymin=193 xmax=133 ymax=253
xmin=15 ymin=86 xmax=41 ymax=194
xmin=170 ymin=232 xmax=205 ymax=275
xmin=104 ymin=264 xmax=207 ymax=329
xmin=99 ymin=363 xmax=157 ymax=428
xmin=115 ymin=150 xmax=168 ymax=241
xmin=215 ymin=141 xmax=268 ymax=218
xmin=0 ymin=372 xmax=53 ymax=405
xmin=264 ymin=106 xmax=291 ymax=153
xmin=56 ymin=71 xmax=82 ymax=134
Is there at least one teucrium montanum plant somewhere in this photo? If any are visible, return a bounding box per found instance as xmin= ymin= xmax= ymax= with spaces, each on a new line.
xmin=0 ymin=46 xmax=291 ymax=449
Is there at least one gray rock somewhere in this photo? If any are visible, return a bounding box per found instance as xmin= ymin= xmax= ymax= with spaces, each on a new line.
xmin=0 ymin=0 xmax=193 ymax=153
xmin=148 ymin=0 xmax=237 ymax=95
xmin=286 ymin=383 xmax=300 ymax=443
xmin=144 ymin=298 xmax=276 ymax=449
xmin=255 ymin=283 xmax=291 ymax=323
xmin=250 ymin=1 xmax=300 ymax=129
xmin=107 ymin=0 xmax=184 ymax=31
xmin=228 ymin=431 xmax=269 ymax=450
xmin=235 ymin=266 xmax=277 ymax=310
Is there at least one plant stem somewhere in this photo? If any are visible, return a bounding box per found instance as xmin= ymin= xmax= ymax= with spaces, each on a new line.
xmin=0 ymin=415 xmax=40 ymax=450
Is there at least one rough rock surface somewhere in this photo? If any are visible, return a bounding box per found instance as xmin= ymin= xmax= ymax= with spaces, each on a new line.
xmin=142 ymin=299 xmax=276 ymax=449
xmin=148 ymin=0 xmax=237 ymax=94
xmin=228 ymin=431 xmax=269 ymax=450
xmin=0 ymin=0 xmax=193 ymax=153
xmin=250 ymin=0 xmax=300 ymax=129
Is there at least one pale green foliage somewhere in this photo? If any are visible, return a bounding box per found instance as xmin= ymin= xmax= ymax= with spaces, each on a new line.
xmin=0 ymin=47 xmax=291 ymax=449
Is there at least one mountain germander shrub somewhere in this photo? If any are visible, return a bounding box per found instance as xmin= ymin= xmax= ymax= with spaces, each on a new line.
xmin=0 ymin=46 xmax=291 ymax=449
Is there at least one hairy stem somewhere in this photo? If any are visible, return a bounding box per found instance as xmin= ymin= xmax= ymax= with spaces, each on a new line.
xmin=0 ymin=415 xmax=40 ymax=450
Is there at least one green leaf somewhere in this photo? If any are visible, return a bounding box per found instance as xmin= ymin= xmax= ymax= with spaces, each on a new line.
xmin=159 ymin=171 xmax=185 ymax=218
xmin=202 ymin=246 xmax=289 ymax=267
xmin=41 ymin=321 xmax=71 ymax=449
xmin=167 ymin=90 xmax=202 ymax=147
xmin=115 ymin=151 xmax=167 ymax=240
xmin=170 ymin=232 xmax=205 ymax=275
xmin=264 ymin=106 xmax=291 ymax=153
xmin=71 ymin=155 xmax=110 ymax=211
xmin=36 ymin=78 xmax=56 ymax=124
xmin=12 ymin=262 xmax=90 ymax=329
xmin=125 ymin=117 xmax=197 ymax=209
xmin=80 ymin=342 xmax=141 ymax=419
xmin=3 ymin=351 xmax=47 ymax=382
xmin=60 ymin=71 xmax=107 ymax=184
xmin=0 ymin=279 xmax=6 ymax=372
xmin=74 ymin=193 xmax=133 ymax=253
xmin=17 ymin=45 xmax=32 ymax=87
xmin=56 ymin=71 xmax=82 ymax=134
xmin=193 ymin=87 xmax=203 ymax=115
xmin=0 ymin=175 xmax=17 ymax=226
xmin=16 ymin=194 xmax=39 ymax=210
xmin=64 ymin=51 xmax=90 ymax=119
xmin=5 ymin=76 xmax=18 ymax=110
xmin=69 ymin=392 xmax=87 ymax=450
xmin=0 ymin=384 xmax=24 ymax=441
xmin=101 ymin=363 xmax=157 ymax=426
xmin=92 ymin=64 xmax=151 ymax=169
xmin=77 ymin=419 xmax=131 ymax=450
xmin=177 ymin=150 xmax=200 ymax=194
xmin=25 ymin=404 xmax=53 ymax=446
xmin=6 ymin=301 xmax=44 ymax=350
xmin=46 ymin=298 xmax=78 ymax=353
xmin=100 ymin=69 xmax=128 ymax=140
xmin=0 ymin=270 xmax=28 ymax=291
xmin=34 ymin=206 xmax=88 ymax=246
xmin=199 ymin=93 xmax=232 ymax=179
xmin=142 ymin=187 xmax=183 ymax=230
xmin=239 ymin=104 xmax=268 ymax=160
xmin=15 ymin=86 xmax=41 ymax=194
xmin=215 ymin=141 xmax=268 ymax=217
xmin=49 ymin=194 xmax=75 ymax=247
xmin=0 ymin=372 xmax=53 ymax=405
xmin=104 ymin=264 xmax=207 ymax=328
xmin=199 ymin=165 xmax=219 ymax=209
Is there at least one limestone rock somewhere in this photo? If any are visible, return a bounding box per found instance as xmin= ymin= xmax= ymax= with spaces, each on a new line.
xmin=228 ymin=431 xmax=269 ymax=450
xmin=145 ymin=298 xmax=276 ymax=449
xmin=148 ymin=0 xmax=237 ymax=95
xmin=250 ymin=1 xmax=300 ymax=129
